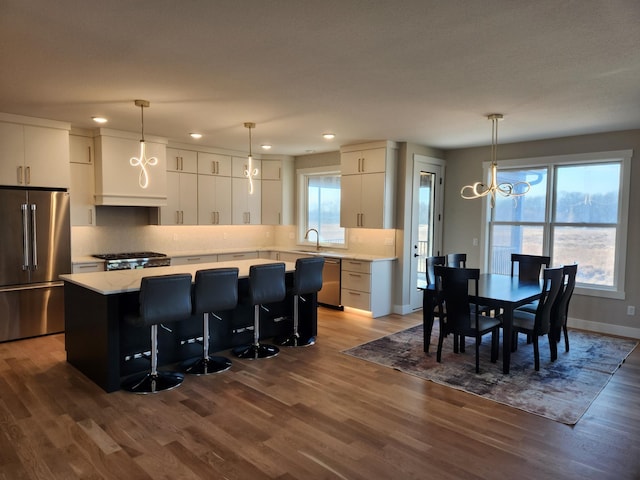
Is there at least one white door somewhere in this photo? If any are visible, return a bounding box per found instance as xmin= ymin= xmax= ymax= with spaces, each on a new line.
xmin=409 ymin=155 xmax=445 ymax=311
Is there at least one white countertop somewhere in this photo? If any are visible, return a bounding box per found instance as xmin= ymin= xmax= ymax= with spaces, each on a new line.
xmin=61 ymin=258 xmax=295 ymax=295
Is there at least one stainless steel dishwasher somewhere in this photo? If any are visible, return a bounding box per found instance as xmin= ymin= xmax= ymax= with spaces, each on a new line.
xmin=318 ymin=257 xmax=342 ymax=309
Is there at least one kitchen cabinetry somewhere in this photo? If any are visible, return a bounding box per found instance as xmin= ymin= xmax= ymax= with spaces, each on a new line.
xmin=94 ymin=129 xmax=167 ymax=206
xmin=166 ymin=148 xmax=197 ymax=173
xmin=69 ymin=134 xmax=96 ymax=226
xmin=160 ymin=170 xmax=198 ymax=225
xmin=0 ymin=117 xmax=70 ymax=188
xmin=261 ymin=156 xmax=294 ymax=225
xmin=232 ymin=156 xmax=261 ymax=225
xmin=197 ymin=152 xmax=232 ymax=225
xmin=340 ymin=141 xmax=397 ymax=229
xmin=218 ymin=251 xmax=258 ymax=262
xmin=171 ymin=254 xmax=218 ymax=265
xmin=72 ymin=262 xmax=104 ymax=273
xmin=341 ymin=259 xmax=393 ymax=317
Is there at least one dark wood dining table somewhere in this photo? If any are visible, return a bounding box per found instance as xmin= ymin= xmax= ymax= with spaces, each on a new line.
xmin=422 ymin=273 xmax=543 ymax=374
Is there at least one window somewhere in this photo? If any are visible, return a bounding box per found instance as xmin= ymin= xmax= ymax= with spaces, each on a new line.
xmin=297 ymin=167 xmax=346 ymax=247
xmin=483 ymin=150 xmax=631 ymax=299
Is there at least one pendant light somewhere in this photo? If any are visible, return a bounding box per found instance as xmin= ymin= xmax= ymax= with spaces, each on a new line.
xmin=461 ymin=114 xmax=530 ymax=207
xmin=129 ymin=99 xmax=158 ymax=189
xmin=244 ymin=122 xmax=259 ymax=194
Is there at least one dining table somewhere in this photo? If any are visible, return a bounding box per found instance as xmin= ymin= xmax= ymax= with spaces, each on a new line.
xmin=422 ymin=273 xmax=543 ymax=374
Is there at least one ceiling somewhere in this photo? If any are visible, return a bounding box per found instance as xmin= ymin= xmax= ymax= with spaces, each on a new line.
xmin=1 ymin=0 xmax=639 ymax=156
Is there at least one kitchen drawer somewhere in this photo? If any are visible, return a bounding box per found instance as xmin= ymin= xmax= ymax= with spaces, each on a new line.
xmin=342 ymin=260 xmax=371 ymax=274
xmin=72 ymin=262 xmax=104 ymax=273
xmin=171 ymin=254 xmax=218 ymax=265
xmin=341 ymin=289 xmax=371 ymax=311
xmin=217 ymin=252 xmax=258 ymax=262
xmin=342 ymin=270 xmax=371 ymax=292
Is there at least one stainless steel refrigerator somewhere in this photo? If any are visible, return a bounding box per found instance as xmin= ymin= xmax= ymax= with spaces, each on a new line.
xmin=0 ymin=187 xmax=71 ymax=342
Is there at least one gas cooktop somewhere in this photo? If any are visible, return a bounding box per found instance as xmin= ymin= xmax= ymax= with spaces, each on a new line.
xmin=92 ymin=251 xmax=167 ymax=260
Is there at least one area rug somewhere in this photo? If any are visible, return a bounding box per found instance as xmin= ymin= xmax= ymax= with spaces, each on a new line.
xmin=343 ymin=324 xmax=637 ymax=425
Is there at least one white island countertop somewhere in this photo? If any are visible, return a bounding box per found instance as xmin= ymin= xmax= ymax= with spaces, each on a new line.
xmin=60 ymin=259 xmax=295 ymax=295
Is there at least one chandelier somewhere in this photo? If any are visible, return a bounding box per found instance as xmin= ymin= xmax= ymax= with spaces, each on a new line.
xmin=244 ymin=122 xmax=259 ymax=194
xmin=129 ymin=99 xmax=158 ymax=189
xmin=461 ymin=114 xmax=530 ymax=207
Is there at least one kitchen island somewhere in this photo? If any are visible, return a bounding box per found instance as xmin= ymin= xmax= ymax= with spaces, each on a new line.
xmin=61 ymin=259 xmax=316 ymax=392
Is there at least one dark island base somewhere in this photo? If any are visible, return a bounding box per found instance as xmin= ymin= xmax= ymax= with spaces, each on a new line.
xmin=64 ymin=272 xmax=317 ymax=392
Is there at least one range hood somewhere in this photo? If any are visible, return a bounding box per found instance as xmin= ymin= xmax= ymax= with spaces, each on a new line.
xmin=94 ymin=128 xmax=167 ymax=207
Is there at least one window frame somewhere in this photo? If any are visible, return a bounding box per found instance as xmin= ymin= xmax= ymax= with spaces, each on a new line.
xmin=296 ymin=165 xmax=347 ymax=249
xmin=480 ymin=150 xmax=632 ymax=299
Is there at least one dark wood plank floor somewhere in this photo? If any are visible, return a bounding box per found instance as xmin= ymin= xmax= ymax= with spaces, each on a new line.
xmin=0 ymin=307 xmax=638 ymax=479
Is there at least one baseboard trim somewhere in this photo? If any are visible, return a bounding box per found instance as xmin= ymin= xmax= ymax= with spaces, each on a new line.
xmin=570 ymin=317 xmax=640 ymax=340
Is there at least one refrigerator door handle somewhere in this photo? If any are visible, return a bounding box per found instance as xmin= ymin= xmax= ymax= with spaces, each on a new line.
xmin=30 ymin=204 xmax=38 ymax=270
xmin=21 ymin=204 xmax=29 ymax=270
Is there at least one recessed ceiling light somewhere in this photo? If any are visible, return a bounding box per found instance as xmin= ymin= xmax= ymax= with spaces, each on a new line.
xmin=189 ymin=133 xmax=203 ymax=139
xmin=92 ymin=116 xmax=108 ymax=124
xmin=261 ymin=144 xmax=272 ymax=150
xmin=322 ymin=133 xmax=336 ymax=140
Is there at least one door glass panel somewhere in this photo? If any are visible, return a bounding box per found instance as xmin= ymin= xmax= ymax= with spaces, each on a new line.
xmin=416 ymin=171 xmax=435 ymax=288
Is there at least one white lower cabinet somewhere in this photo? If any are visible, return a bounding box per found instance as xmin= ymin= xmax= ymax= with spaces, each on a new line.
xmin=72 ymin=262 xmax=104 ymax=273
xmin=171 ymin=254 xmax=218 ymax=266
xmin=341 ymin=259 xmax=393 ymax=318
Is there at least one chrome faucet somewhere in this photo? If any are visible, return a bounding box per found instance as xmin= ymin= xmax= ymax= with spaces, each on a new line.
xmin=304 ymin=228 xmax=320 ymax=251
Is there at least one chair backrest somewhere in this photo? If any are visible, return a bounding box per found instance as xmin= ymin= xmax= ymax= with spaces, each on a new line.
xmin=552 ymin=263 xmax=578 ymax=330
xmin=138 ymin=274 xmax=193 ymax=326
xmin=193 ymin=267 xmax=239 ymax=314
xmin=533 ymin=267 xmax=563 ymax=336
xmin=511 ymin=254 xmax=551 ymax=281
xmin=249 ymin=262 xmax=286 ymax=305
xmin=426 ymin=256 xmax=446 ymax=287
xmin=446 ymin=253 xmax=467 ymax=268
xmin=294 ymin=257 xmax=325 ymax=295
xmin=433 ymin=265 xmax=479 ymax=336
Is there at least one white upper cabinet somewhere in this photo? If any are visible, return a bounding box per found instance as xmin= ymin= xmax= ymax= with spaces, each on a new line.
xmin=232 ymin=156 xmax=261 ymax=225
xmin=69 ymin=134 xmax=96 ymax=226
xmin=159 ymin=170 xmax=198 ymax=225
xmin=94 ymin=129 xmax=167 ymax=206
xmin=198 ymin=174 xmax=232 ymax=225
xmin=69 ymin=134 xmax=93 ymax=164
xmin=198 ymin=152 xmax=232 ymax=177
xmin=261 ymin=156 xmax=294 ymax=225
xmin=340 ymin=141 xmax=397 ymax=229
xmin=166 ymin=148 xmax=197 ymax=173
xmin=0 ymin=115 xmax=70 ymax=188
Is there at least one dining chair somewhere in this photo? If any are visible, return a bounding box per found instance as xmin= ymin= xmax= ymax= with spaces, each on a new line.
xmin=510 ymin=254 xmax=551 ymax=281
xmin=550 ymin=263 xmax=578 ymax=361
xmin=446 ymin=253 xmax=467 ymax=268
xmin=433 ymin=266 xmax=501 ymax=373
xmin=511 ymin=266 xmax=564 ymax=371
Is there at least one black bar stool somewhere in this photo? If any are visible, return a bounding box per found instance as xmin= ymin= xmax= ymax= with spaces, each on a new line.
xmin=277 ymin=257 xmax=324 ymax=347
xmin=121 ymin=273 xmax=193 ymax=394
xmin=233 ymin=263 xmax=285 ymax=359
xmin=183 ymin=267 xmax=238 ymax=375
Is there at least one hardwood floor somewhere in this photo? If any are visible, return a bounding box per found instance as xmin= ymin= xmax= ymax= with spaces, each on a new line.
xmin=0 ymin=307 xmax=638 ymax=479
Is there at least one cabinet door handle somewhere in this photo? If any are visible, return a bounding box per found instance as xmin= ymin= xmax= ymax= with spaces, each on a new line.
xmin=180 ymin=156 xmax=184 ymax=171
xmin=361 ymin=157 xmax=365 ymax=172
xmin=25 ymin=166 xmax=31 ymax=184
xmin=17 ymin=166 xmax=23 ymax=184
xmin=176 ymin=157 xmax=180 ymax=170
xmin=87 ymin=145 xmax=92 ymax=163
xmin=88 ymin=209 xmax=93 ymax=225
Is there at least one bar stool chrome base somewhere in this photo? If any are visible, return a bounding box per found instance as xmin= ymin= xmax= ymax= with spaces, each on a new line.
xmin=276 ymin=333 xmax=316 ymax=347
xmin=121 ymin=371 xmax=184 ymax=394
xmin=182 ymin=355 xmax=232 ymax=375
xmin=233 ymin=343 xmax=279 ymax=359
